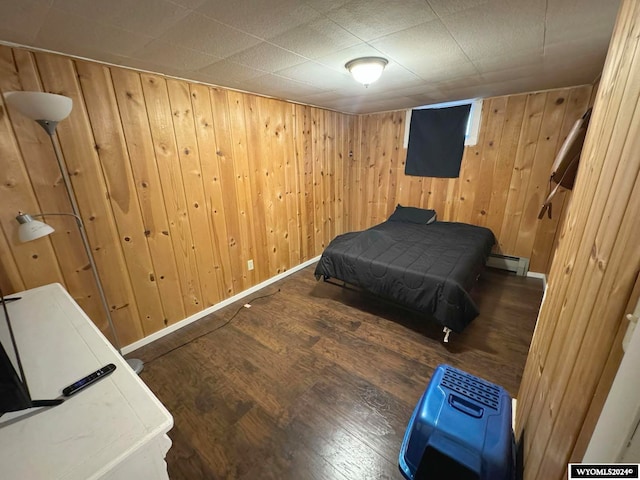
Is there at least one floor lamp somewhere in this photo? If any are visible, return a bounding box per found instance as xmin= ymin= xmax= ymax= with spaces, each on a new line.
xmin=4 ymin=91 xmax=144 ymax=374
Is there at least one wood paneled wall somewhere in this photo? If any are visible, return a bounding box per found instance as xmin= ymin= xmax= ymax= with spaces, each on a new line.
xmin=347 ymin=85 xmax=593 ymax=273
xmin=0 ymin=42 xmax=596 ymax=348
xmin=516 ymin=1 xmax=640 ymax=478
xmin=0 ymin=45 xmax=354 ymax=344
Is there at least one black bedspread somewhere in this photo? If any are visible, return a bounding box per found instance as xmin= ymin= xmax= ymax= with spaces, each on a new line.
xmin=314 ymin=221 xmax=495 ymax=333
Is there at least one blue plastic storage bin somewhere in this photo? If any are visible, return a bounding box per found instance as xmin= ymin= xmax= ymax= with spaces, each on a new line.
xmin=398 ymin=364 xmax=514 ymax=480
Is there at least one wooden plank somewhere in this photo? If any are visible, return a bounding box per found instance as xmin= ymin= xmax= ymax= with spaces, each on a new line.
xmin=514 ymin=88 xmax=571 ymax=258
xmin=333 ymin=113 xmax=345 ymax=237
xmin=76 ymin=60 xmax=168 ymax=335
xmin=35 ymin=52 xmax=143 ymax=344
xmin=166 ymin=79 xmax=220 ymax=307
xmin=244 ymin=94 xmax=276 ymax=278
xmin=0 ymin=49 xmax=63 ymax=283
xmin=0 ymin=227 xmax=24 ymax=293
xmin=140 ymin=73 xmax=202 ymax=314
xmin=529 ymin=85 xmax=593 ymax=272
xmin=430 ymin=177 xmax=449 ymax=218
xmin=284 ymin=103 xmax=302 ymax=267
xmin=324 ymin=110 xmax=336 ymax=245
xmin=109 ymin=67 xmax=187 ymax=326
xmin=375 ymin=112 xmax=393 ymax=224
xmin=499 ymin=91 xmax=547 ymax=254
xmin=385 ymin=111 xmax=403 ymax=217
xmin=471 ymin=96 xmax=507 ymax=227
xmin=227 ymin=91 xmax=263 ymax=285
xmin=346 ymin=114 xmax=360 ymax=232
xmin=571 ymin=271 xmax=640 ymax=462
xmin=293 ymin=104 xmax=314 ymax=260
xmin=311 ymin=108 xmax=326 ymax=249
xmin=189 ymin=84 xmax=234 ymax=297
xmin=485 ymin=94 xmax=528 ymax=244
xmin=0 ymin=94 xmax=66 ymax=288
xmin=529 ymin=189 xmax=568 ymax=273
xmin=261 ymin=97 xmax=290 ymax=274
xmin=455 ymin=100 xmax=491 ymax=224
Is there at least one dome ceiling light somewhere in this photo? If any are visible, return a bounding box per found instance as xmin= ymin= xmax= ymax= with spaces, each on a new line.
xmin=345 ymin=57 xmax=388 ymax=87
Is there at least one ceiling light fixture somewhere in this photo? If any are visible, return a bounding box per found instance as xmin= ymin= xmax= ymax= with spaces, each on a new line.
xmin=345 ymin=57 xmax=388 ymax=87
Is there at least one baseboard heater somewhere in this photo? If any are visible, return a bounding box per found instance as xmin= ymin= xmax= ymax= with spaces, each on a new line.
xmin=486 ymin=254 xmax=529 ymax=276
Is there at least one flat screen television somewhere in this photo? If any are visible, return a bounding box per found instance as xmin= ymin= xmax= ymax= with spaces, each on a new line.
xmin=0 ymin=289 xmax=63 ymax=414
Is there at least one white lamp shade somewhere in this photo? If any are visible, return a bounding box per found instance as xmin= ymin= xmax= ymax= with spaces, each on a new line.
xmin=17 ymin=218 xmax=55 ymax=243
xmin=3 ymin=91 xmax=72 ymax=121
xmin=346 ymin=57 xmax=388 ymax=86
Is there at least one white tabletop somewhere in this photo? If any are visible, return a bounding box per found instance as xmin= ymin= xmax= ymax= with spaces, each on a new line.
xmin=0 ymin=283 xmax=173 ymax=480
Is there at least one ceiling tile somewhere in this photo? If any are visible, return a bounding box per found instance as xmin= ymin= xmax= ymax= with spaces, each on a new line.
xmin=545 ymin=0 xmax=620 ymax=46
xmin=321 ymin=94 xmax=419 ymax=114
xmin=544 ymin=38 xmax=609 ymax=65
xmin=54 ymin=0 xmax=191 ymax=38
xmin=374 ymin=83 xmax=444 ymax=101
xmin=360 ymin=96 xmax=420 ymax=113
xmin=165 ymin=0 xmax=208 ymax=8
xmin=239 ymin=74 xmax=325 ymax=99
xmin=326 ymin=0 xmax=438 ymax=42
xmin=427 ymin=0 xmax=490 ymax=18
xmin=276 ymin=61 xmax=353 ymax=90
xmin=227 ymin=42 xmax=308 ymax=73
xmin=407 ymin=92 xmax=445 ymax=106
xmin=370 ymin=19 xmax=468 ymax=71
xmin=480 ymin=63 xmax=543 ymax=84
xmin=267 ymin=17 xmax=361 ymax=59
xmin=542 ymin=51 xmax=605 ymax=84
xmin=0 ymin=0 xmax=51 ymax=45
xmin=197 ymin=59 xmax=266 ymax=84
xmin=441 ymin=0 xmax=546 ymax=60
xmin=35 ymin=8 xmax=154 ymax=59
xmin=413 ymin=61 xmax=479 ymax=83
xmin=157 ymin=13 xmax=260 ymax=58
xmin=131 ymin=40 xmax=221 ymax=71
xmin=97 ymin=55 xmax=173 ymax=76
xmin=298 ymin=90 xmax=348 ymax=103
xmin=472 ymin=48 xmax=544 ymax=74
xmin=302 ymin=0 xmax=350 ymax=14
xmin=197 ymin=0 xmax=321 ymax=39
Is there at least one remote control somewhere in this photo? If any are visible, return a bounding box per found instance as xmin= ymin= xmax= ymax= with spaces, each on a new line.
xmin=62 ymin=363 xmax=116 ymax=397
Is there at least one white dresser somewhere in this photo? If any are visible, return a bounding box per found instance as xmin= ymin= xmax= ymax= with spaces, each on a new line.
xmin=0 ymin=283 xmax=173 ymax=480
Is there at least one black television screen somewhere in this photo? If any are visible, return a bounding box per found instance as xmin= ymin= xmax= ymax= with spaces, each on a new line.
xmin=0 ymin=290 xmax=32 ymax=414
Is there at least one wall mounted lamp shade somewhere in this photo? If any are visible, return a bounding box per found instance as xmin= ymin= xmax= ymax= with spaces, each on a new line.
xmin=3 ymin=91 xmax=72 ymax=135
xmin=345 ymin=57 xmax=388 ymax=86
xmin=15 ymin=214 xmax=55 ymax=242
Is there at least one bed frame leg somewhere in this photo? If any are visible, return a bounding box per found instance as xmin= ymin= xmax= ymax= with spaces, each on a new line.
xmin=443 ymin=327 xmax=452 ymax=343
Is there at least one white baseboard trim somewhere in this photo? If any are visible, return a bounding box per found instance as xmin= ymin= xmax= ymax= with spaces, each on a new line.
xmin=122 ymin=255 xmax=321 ymax=354
xmin=526 ymin=271 xmax=547 ymax=290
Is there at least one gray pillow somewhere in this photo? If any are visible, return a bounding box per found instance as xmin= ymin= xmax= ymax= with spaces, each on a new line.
xmin=388 ymin=205 xmax=437 ymax=224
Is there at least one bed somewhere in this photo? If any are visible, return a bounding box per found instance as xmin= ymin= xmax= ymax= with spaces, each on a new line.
xmin=314 ymin=207 xmax=495 ymax=340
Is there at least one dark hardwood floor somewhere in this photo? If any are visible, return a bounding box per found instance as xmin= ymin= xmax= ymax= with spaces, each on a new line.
xmin=132 ymin=265 xmax=543 ymax=480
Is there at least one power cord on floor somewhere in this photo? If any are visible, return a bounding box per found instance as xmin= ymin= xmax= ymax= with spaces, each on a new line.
xmin=143 ymin=289 xmax=280 ymax=366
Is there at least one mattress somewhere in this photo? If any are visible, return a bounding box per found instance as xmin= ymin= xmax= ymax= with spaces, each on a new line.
xmin=314 ymin=221 xmax=495 ymax=333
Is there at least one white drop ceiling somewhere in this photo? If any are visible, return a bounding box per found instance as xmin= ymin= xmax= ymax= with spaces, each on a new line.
xmin=0 ymin=0 xmax=621 ymax=114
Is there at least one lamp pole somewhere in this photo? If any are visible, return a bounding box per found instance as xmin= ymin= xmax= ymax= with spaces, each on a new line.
xmin=46 ymin=125 xmax=144 ymax=374
xmin=5 ymin=92 xmax=144 ymax=374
